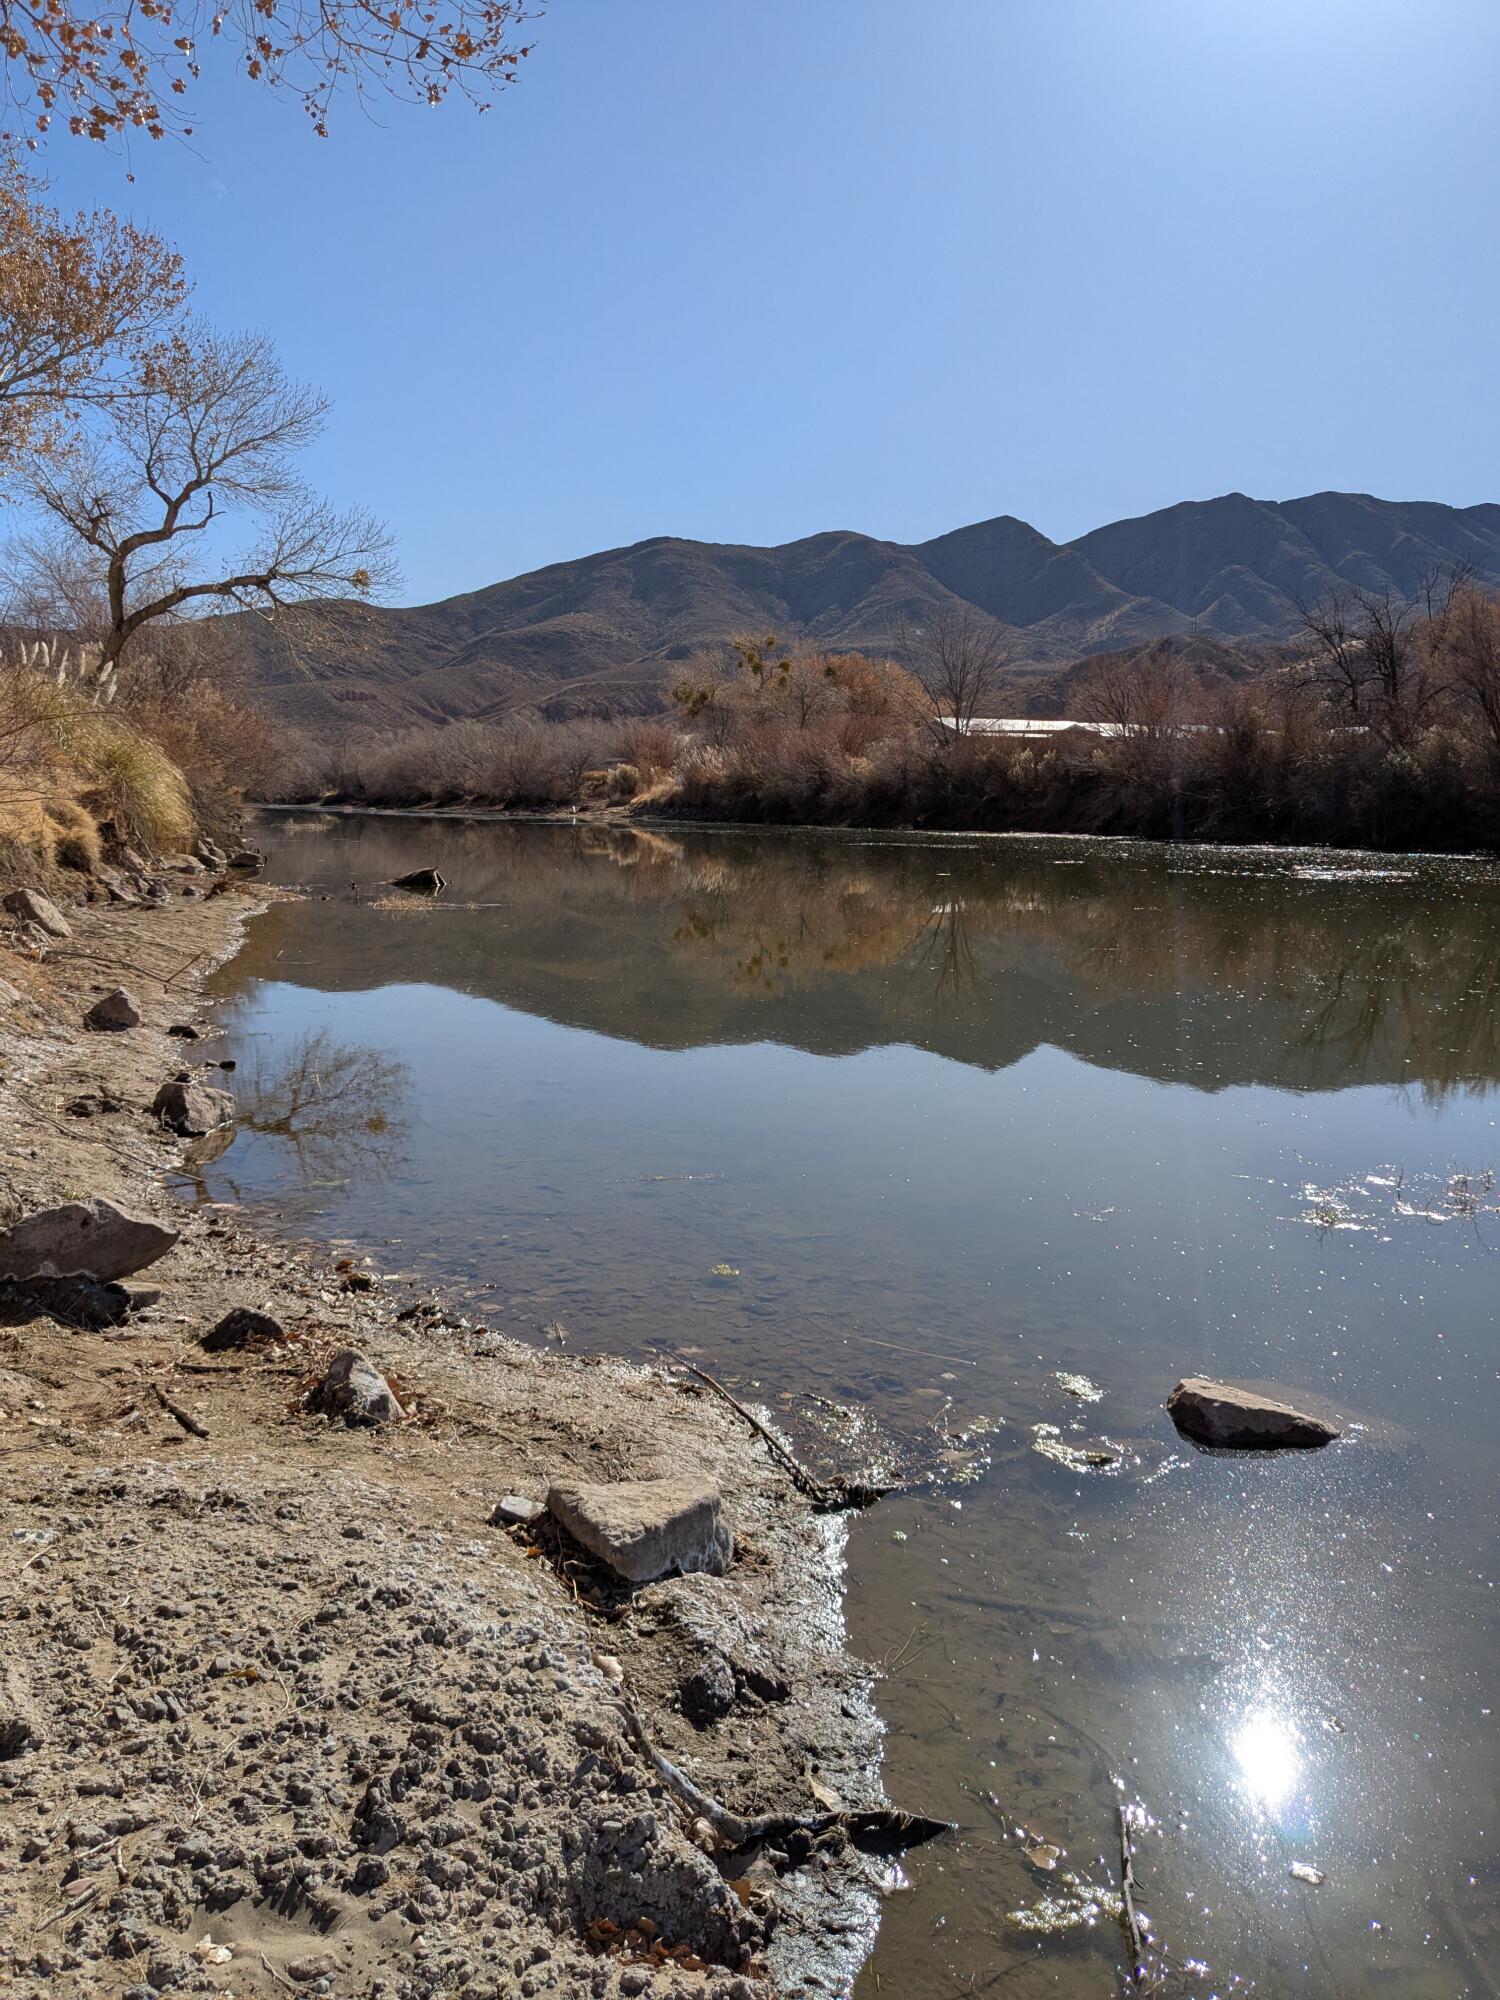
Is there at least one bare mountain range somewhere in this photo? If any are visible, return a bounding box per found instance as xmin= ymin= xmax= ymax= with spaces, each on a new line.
xmin=226 ymin=490 xmax=1500 ymax=729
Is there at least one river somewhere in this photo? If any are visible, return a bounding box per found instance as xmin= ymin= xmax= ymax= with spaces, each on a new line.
xmin=189 ymin=814 xmax=1499 ymax=1998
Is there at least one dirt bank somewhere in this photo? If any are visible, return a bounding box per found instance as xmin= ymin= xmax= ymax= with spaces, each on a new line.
xmin=0 ymin=885 xmax=891 ymax=2000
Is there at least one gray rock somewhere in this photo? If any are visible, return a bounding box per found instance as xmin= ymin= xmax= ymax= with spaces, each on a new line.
xmin=202 ymin=1307 xmax=286 ymax=1352
xmin=227 ymin=847 xmax=263 ymax=872
xmin=0 ymin=1198 xmax=178 ymax=1283
xmin=680 ymin=1650 xmax=736 ymax=1727
xmin=1167 ymin=1377 xmax=1341 ymax=1449
xmin=311 ymin=1348 xmax=405 ymax=1426
xmin=0 ymin=978 xmax=22 ymax=1006
xmin=152 ymin=1078 xmax=235 ymax=1137
xmin=547 ymin=1475 xmax=733 ymax=1583
xmin=390 ymin=867 xmax=446 ymax=893
xmin=85 ymin=986 xmax=142 ymax=1032
xmin=167 ymin=854 xmax=206 ymax=875
xmin=94 ymin=865 xmax=139 ymax=906
xmin=193 ymin=839 xmax=228 ymax=870
xmin=2 ymin=887 xmax=71 ymax=938
xmin=489 ymin=1494 xmax=545 ymax=1527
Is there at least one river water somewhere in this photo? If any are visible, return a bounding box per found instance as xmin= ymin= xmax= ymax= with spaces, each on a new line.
xmin=193 ymin=814 xmax=1498 ymax=1998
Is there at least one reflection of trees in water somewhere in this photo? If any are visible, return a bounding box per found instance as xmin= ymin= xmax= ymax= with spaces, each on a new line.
xmin=254 ymin=815 xmax=1500 ymax=1097
xmin=910 ymin=899 xmax=978 ymax=1003
xmin=210 ymin=1030 xmax=411 ymax=1198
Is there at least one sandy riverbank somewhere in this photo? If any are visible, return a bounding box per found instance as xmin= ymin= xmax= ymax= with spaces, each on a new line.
xmin=0 ymin=882 xmax=892 ymax=2000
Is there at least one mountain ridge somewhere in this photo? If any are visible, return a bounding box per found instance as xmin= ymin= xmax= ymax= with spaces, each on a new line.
xmin=226 ymin=490 xmax=1500 ymax=727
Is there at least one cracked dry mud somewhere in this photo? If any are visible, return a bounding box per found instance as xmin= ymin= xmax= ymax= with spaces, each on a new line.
xmin=0 ymin=892 xmax=887 ymax=2000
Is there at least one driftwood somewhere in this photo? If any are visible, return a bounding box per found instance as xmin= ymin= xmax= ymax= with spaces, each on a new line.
xmin=154 ymin=1385 xmax=209 ymax=1439
xmin=681 ymin=1363 xmax=896 ymax=1512
xmin=619 ymin=1702 xmax=948 ymax=1855
xmin=1117 ymin=1801 xmax=1149 ymax=1985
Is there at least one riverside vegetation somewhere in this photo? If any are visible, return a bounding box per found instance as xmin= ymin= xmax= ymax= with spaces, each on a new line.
xmin=266 ymin=584 xmax=1500 ymax=852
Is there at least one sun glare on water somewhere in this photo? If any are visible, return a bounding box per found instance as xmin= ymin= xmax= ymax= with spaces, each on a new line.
xmin=1232 ymin=1709 xmax=1302 ymax=1811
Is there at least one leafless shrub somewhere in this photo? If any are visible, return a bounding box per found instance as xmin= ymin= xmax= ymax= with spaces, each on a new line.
xmin=895 ymin=605 xmax=1011 ymax=736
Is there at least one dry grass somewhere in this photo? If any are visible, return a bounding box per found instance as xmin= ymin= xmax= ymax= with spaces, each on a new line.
xmin=0 ymin=662 xmax=195 ymax=866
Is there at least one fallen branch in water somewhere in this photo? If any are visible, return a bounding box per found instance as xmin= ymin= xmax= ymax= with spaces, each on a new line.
xmin=619 ymin=1701 xmax=948 ymax=1854
xmin=1117 ymin=1800 xmax=1149 ymax=1985
xmin=680 ymin=1362 xmax=896 ymax=1512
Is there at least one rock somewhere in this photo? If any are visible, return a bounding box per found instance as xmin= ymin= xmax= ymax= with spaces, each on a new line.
xmin=390 ymin=867 xmax=446 ymax=893
xmin=0 ymin=978 xmax=21 ymax=1006
xmin=94 ymin=865 xmax=139 ymax=906
xmin=286 ymin=1954 xmax=339 ymax=1984
xmin=202 ymin=1307 xmax=286 ymax=1352
xmin=152 ymin=1078 xmax=235 ymax=1137
xmin=310 ymin=1348 xmax=404 ymax=1426
xmin=2 ymin=887 xmax=71 ymax=939
xmin=166 ymin=1023 xmax=201 ymax=1039
xmin=227 ymin=847 xmax=263 ymax=872
xmin=64 ymin=1092 xmax=123 ymax=1118
xmin=680 ymin=1650 xmax=737 ymax=1727
xmin=0 ymin=1198 xmax=178 ymax=1283
xmin=193 ymin=839 xmax=228 ymax=870
xmin=167 ymin=854 xmax=206 ymax=874
xmin=489 ymin=1494 xmax=545 ymax=1527
xmin=85 ymin=986 xmax=142 ymax=1032
xmin=546 ymin=1475 xmax=733 ymax=1584
xmin=0 ymin=1274 xmax=134 ymax=1329
xmin=1167 ymin=1377 xmax=1341 ymax=1449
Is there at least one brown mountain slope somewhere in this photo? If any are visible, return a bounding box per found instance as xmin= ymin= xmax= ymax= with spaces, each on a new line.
xmin=222 ymin=491 xmax=1500 ymax=729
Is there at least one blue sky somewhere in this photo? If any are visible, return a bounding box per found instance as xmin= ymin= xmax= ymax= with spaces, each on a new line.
xmin=44 ymin=0 xmax=1500 ymax=605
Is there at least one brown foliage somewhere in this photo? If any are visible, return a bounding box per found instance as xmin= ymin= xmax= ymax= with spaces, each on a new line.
xmin=0 ymin=0 xmax=533 ymax=144
xmin=1439 ymin=586 xmax=1500 ymax=750
xmin=0 ymin=157 xmax=184 ymax=474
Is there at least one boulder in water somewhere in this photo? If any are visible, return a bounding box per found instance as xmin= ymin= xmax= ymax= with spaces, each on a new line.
xmin=1167 ymin=1377 xmax=1340 ymax=1449
xmin=153 ymin=1078 xmax=235 ymax=1137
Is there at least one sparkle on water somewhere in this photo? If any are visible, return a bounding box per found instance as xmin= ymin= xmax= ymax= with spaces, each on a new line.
xmin=1231 ymin=1707 xmax=1302 ymax=1812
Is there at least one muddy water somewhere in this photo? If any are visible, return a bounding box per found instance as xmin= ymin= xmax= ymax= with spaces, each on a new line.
xmin=196 ymin=815 xmax=1498 ymax=1997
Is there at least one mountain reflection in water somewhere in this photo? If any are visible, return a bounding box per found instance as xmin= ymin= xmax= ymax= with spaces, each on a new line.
xmin=196 ymin=816 xmax=1499 ymax=2000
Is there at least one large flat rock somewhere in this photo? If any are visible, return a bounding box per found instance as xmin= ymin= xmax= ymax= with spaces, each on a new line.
xmin=0 ymin=1198 xmax=178 ymax=1283
xmin=547 ymin=1475 xmax=733 ymax=1583
xmin=2 ymin=887 xmax=71 ymax=939
xmin=1167 ymin=1377 xmax=1341 ymax=1449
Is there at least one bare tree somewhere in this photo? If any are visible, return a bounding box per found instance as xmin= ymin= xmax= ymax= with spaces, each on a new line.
xmin=1070 ymin=642 xmax=1195 ymax=739
xmin=0 ymin=157 xmax=185 ymax=477
xmin=21 ymin=320 xmax=397 ymax=674
xmin=895 ymin=605 xmax=1010 ymax=740
xmin=1296 ymin=565 xmax=1467 ymax=749
xmin=0 ymin=0 xmax=534 ymax=144
xmin=1437 ymin=584 xmax=1500 ymax=750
